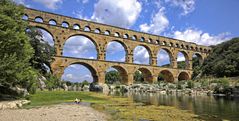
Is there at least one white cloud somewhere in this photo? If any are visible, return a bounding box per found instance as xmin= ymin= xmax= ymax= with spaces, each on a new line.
xmin=39 ymin=29 xmax=54 ymax=47
xmin=139 ymin=7 xmax=169 ymax=35
xmin=72 ymin=10 xmax=90 ymax=20
xmin=63 ymin=36 xmax=97 ymax=59
xmin=177 ymin=52 xmax=186 ymax=61
xmin=165 ymin=0 xmax=196 ymax=15
xmin=32 ymin=0 xmax=63 ymax=10
xmin=76 ymin=0 xmax=89 ymax=4
xmin=106 ymin=42 xmax=125 ymax=54
xmin=66 ymin=74 xmax=73 ymax=79
xmin=157 ymin=49 xmax=170 ymax=66
xmin=172 ymin=28 xmax=231 ymax=46
xmin=134 ymin=46 xmax=150 ymax=64
xmin=91 ymin=0 xmax=142 ymax=28
xmin=12 ymin=0 xmax=30 ymax=7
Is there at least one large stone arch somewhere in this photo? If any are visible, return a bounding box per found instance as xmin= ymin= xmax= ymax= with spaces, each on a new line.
xmin=105 ymin=40 xmax=128 ymax=62
xmin=135 ymin=67 xmax=153 ymax=83
xmin=133 ymin=44 xmax=153 ymax=64
xmin=178 ymin=71 xmax=190 ymax=81
xmin=63 ymin=34 xmax=99 ymax=59
xmin=157 ymin=47 xmax=173 ymax=67
xmin=63 ymin=61 xmax=99 ymax=83
xmin=159 ymin=70 xmax=174 ymax=83
xmin=31 ymin=26 xmax=55 ymax=42
xmin=192 ymin=52 xmax=203 ymax=65
xmin=106 ymin=65 xmax=129 ymax=85
xmin=176 ymin=50 xmax=190 ymax=69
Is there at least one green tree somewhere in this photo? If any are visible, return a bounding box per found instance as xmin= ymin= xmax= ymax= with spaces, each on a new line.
xmin=26 ymin=27 xmax=55 ymax=74
xmin=202 ymin=38 xmax=239 ymax=77
xmin=134 ymin=70 xmax=144 ymax=83
xmin=0 ymin=0 xmax=37 ymax=96
xmin=192 ymin=57 xmax=201 ymax=79
xmin=105 ymin=70 xmax=121 ymax=84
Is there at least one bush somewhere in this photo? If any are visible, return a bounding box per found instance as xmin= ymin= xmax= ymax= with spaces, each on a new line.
xmin=211 ymin=78 xmax=229 ymax=87
xmin=44 ymin=74 xmax=61 ymax=90
xmin=187 ymin=80 xmax=194 ymax=89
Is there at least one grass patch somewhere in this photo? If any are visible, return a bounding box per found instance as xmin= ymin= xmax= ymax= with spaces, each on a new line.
xmin=25 ymin=91 xmax=107 ymax=108
xmin=25 ymin=91 xmax=202 ymax=120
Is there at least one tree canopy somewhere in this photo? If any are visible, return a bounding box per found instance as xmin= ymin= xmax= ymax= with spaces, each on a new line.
xmin=0 ymin=0 xmax=38 ymax=95
xmin=105 ymin=70 xmax=121 ymax=84
xmin=201 ymin=38 xmax=239 ymax=77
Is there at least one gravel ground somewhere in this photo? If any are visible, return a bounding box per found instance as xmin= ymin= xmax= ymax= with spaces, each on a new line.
xmin=0 ymin=104 xmax=108 ymax=121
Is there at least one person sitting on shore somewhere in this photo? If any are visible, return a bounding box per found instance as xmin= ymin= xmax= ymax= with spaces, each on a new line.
xmin=74 ymin=98 xmax=82 ymax=104
xmin=75 ymin=98 xmax=79 ymax=104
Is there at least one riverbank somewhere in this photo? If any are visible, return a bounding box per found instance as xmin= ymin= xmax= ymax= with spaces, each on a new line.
xmin=17 ymin=91 xmax=206 ymax=121
xmin=0 ymin=104 xmax=108 ymax=121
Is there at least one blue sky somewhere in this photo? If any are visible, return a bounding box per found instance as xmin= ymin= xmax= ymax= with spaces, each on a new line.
xmin=15 ymin=0 xmax=239 ymax=82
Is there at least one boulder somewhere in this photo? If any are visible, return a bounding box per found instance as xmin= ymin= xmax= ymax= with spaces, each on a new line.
xmin=10 ymin=86 xmax=29 ymax=97
xmin=89 ymin=83 xmax=103 ymax=92
xmin=73 ymin=85 xmax=77 ymax=91
xmin=102 ymin=84 xmax=110 ymax=94
xmin=83 ymin=85 xmax=90 ymax=91
xmin=39 ymin=76 xmax=47 ymax=90
xmin=0 ymin=100 xmax=31 ymax=110
xmin=62 ymin=83 xmax=68 ymax=91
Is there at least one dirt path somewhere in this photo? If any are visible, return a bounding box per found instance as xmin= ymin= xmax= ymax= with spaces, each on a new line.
xmin=0 ymin=104 xmax=108 ymax=121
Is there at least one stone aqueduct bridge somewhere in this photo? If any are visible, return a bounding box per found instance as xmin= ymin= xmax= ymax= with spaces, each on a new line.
xmin=23 ymin=8 xmax=211 ymax=85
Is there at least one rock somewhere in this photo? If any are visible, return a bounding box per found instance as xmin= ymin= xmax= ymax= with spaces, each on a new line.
xmin=89 ymin=83 xmax=103 ymax=92
xmin=102 ymin=84 xmax=110 ymax=94
xmin=62 ymin=83 xmax=68 ymax=91
xmin=159 ymin=90 xmax=167 ymax=94
xmin=10 ymin=86 xmax=29 ymax=97
xmin=0 ymin=100 xmax=31 ymax=110
xmin=83 ymin=85 xmax=90 ymax=91
xmin=73 ymin=85 xmax=77 ymax=91
xmin=39 ymin=76 xmax=47 ymax=90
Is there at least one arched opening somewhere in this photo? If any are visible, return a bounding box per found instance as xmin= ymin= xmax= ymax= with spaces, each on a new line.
xmin=178 ymin=72 xmax=190 ymax=81
xmin=105 ymin=66 xmax=128 ymax=85
xmin=156 ymin=40 xmax=160 ymax=44
xmin=148 ymin=38 xmax=152 ymax=43
xmin=114 ymin=32 xmax=120 ymax=37
xmin=162 ymin=41 xmax=167 ymax=46
xmin=22 ymin=14 xmax=28 ymax=20
xmin=177 ymin=51 xmax=188 ymax=69
xmin=158 ymin=70 xmax=174 ymax=83
xmin=132 ymin=35 xmax=137 ymax=40
xmin=35 ymin=17 xmax=43 ymax=23
xmin=123 ymin=34 xmax=128 ymax=39
xmin=62 ymin=21 xmax=69 ymax=28
xmin=169 ymin=42 xmax=173 ymax=47
xmin=63 ymin=35 xmax=97 ymax=59
xmin=133 ymin=45 xmax=151 ymax=65
xmin=186 ymin=45 xmax=189 ymax=50
xmin=106 ymin=41 xmax=126 ymax=62
xmin=192 ymin=53 xmax=203 ymax=79
xmin=134 ymin=68 xmax=153 ymax=84
xmin=140 ymin=37 xmax=145 ymax=42
xmin=157 ymin=48 xmax=171 ymax=67
xmin=94 ymin=28 xmax=100 ymax=34
xmin=25 ymin=27 xmax=54 ymax=74
xmin=73 ymin=24 xmax=80 ymax=30
xmin=104 ymin=30 xmax=110 ymax=35
xmin=27 ymin=27 xmax=54 ymax=47
xmin=84 ymin=26 xmax=91 ymax=32
xmin=61 ymin=63 xmax=97 ymax=84
xmin=49 ymin=19 xmax=57 ymax=26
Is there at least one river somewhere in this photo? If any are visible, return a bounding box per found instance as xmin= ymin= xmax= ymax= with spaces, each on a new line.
xmin=114 ymin=92 xmax=239 ymax=121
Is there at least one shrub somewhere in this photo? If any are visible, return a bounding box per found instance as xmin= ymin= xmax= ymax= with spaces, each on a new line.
xmin=187 ymin=80 xmax=194 ymax=89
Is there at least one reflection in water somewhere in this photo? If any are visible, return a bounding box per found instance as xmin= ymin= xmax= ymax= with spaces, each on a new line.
xmin=129 ymin=92 xmax=239 ymax=121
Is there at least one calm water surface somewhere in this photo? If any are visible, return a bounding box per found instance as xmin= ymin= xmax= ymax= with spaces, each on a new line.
xmin=116 ymin=92 xmax=239 ymax=121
